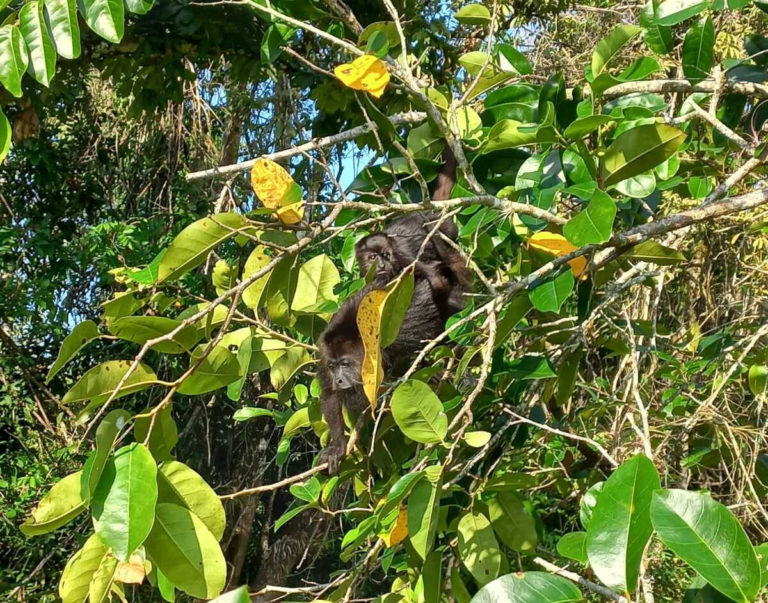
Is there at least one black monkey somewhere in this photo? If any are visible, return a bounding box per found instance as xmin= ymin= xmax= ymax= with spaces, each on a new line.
xmin=355 ymin=148 xmax=472 ymax=322
xmin=318 ymin=279 xmax=444 ymax=473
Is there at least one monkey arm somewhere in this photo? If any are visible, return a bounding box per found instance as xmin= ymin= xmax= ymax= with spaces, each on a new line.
xmin=320 ymin=391 xmax=347 ymax=473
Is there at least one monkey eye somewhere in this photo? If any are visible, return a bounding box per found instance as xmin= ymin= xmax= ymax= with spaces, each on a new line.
xmin=368 ymin=253 xmax=377 ymax=261
xmin=382 ymin=252 xmax=391 ymax=260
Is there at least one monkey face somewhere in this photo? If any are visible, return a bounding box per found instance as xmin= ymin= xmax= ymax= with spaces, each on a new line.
xmin=355 ymin=234 xmax=398 ymax=280
xmin=327 ymin=355 xmax=362 ymax=390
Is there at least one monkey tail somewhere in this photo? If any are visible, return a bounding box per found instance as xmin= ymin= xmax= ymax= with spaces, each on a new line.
xmin=432 ymin=145 xmax=457 ymax=201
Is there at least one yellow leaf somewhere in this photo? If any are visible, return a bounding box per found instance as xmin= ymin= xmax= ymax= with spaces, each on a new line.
xmin=357 ymin=289 xmax=387 ymax=409
xmin=334 ymin=55 xmax=390 ymax=98
xmin=381 ymin=507 xmax=408 ymax=547
xmin=114 ymin=553 xmax=145 ymax=585
xmin=250 ymin=158 xmax=295 ymax=208
xmin=528 ymin=232 xmax=588 ymax=280
xmin=275 ymin=201 xmax=304 ymax=225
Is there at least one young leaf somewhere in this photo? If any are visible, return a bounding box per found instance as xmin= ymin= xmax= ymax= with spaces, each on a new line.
xmin=682 ymin=17 xmax=715 ymax=84
xmin=291 ymin=254 xmax=340 ymax=313
xmin=563 ymin=190 xmax=617 ymax=245
xmin=407 ymin=465 xmax=442 ymax=560
xmin=0 ymin=24 xmax=29 ymax=97
xmin=391 ymin=380 xmax=447 ymax=444
xmin=586 ymin=454 xmax=660 ymax=594
xmin=58 ymin=534 xmax=108 ymax=603
xmin=656 ymin=0 xmax=710 ymax=25
xmin=458 ymin=512 xmax=501 ymax=586
xmin=144 ymin=502 xmax=226 ymax=600
xmin=156 ymin=213 xmax=247 ymax=283
xmin=651 ymin=489 xmax=761 ymax=602
xmin=602 ymin=123 xmax=686 ymax=186
xmin=134 ymin=404 xmax=178 ymax=461
xmin=241 ymin=245 xmax=272 ymax=310
xmin=44 ymin=0 xmax=81 ymax=59
xmin=748 ymin=365 xmax=768 ymax=396
xmin=81 ymin=409 xmax=131 ymax=502
xmin=592 ymin=25 xmax=641 ymax=78
xmin=472 ymin=572 xmax=583 ymax=603
xmin=62 ymin=360 xmax=157 ymax=406
xmin=80 ymin=0 xmax=124 ymax=43
xmin=92 ymin=444 xmax=158 ymax=561
xmin=20 ymin=471 xmax=86 ymax=535
xmin=454 ymin=3 xmax=491 ymax=25
xmin=46 ymin=319 xmax=100 ymax=383
xmin=19 ymin=0 xmax=57 ymax=86
xmin=157 ymin=460 xmax=226 ymax=541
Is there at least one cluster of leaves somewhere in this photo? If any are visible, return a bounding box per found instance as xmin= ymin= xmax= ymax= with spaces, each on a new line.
xmin=13 ymin=0 xmax=768 ymax=602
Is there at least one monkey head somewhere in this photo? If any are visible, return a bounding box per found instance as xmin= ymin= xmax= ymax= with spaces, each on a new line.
xmin=355 ymin=233 xmax=401 ymax=281
xmin=319 ymin=336 xmax=364 ymax=391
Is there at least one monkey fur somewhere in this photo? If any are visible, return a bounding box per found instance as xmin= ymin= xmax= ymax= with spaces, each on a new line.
xmin=317 ymin=278 xmax=444 ymax=473
xmin=318 ymin=146 xmax=470 ymax=473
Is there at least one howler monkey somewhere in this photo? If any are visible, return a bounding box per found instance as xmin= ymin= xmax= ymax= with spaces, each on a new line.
xmin=318 ymin=278 xmax=444 ymax=473
xmin=354 ymin=148 xmax=472 ymax=321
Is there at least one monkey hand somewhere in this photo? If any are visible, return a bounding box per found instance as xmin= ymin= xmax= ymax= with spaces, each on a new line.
xmin=319 ymin=442 xmax=346 ymax=474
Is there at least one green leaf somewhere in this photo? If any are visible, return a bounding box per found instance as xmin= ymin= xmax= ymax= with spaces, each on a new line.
xmin=19 ymin=0 xmax=56 ymax=86
xmin=601 ymin=123 xmax=686 ymax=186
xmin=488 ymin=492 xmax=537 ymax=552
xmin=158 ymin=460 xmax=226 ymax=541
xmin=241 ymin=245 xmax=273 ymax=310
xmin=451 ymin=567 xmax=472 ymax=603
xmin=580 ymin=482 xmax=603 ymax=529
xmin=682 ymin=17 xmax=715 ymax=84
xmin=471 ymin=572 xmax=583 ymax=603
xmin=364 ymin=29 xmax=389 ymax=58
xmin=381 ymin=470 xmax=424 ymax=517
xmin=528 ymin=269 xmax=574 ymax=314
xmin=483 ymin=120 xmax=538 ymax=153
xmin=145 ymin=502 xmax=226 ymax=600
xmin=291 ymin=254 xmax=340 ymax=312
xmin=46 ymin=320 xmax=100 ymax=383
xmin=45 ymin=0 xmax=81 ymax=58
xmin=391 ymin=380 xmax=448 ymax=444
xmin=20 ymin=471 xmax=86 ymax=535
xmin=134 ymin=403 xmax=178 ymax=461
xmin=407 ymin=465 xmax=442 ymax=560
xmin=624 ymin=240 xmax=686 ymax=265
xmin=592 ymin=25 xmax=641 ymax=78
xmin=458 ymin=511 xmax=500 ymax=586
xmin=407 ymin=122 xmax=443 ymax=159
xmin=557 ymin=532 xmax=588 ymax=564
xmin=615 ymin=173 xmax=657 ymax=198
xmin=80 ymin=0 xmax=124 ymax=43
xmin=563 ymin=114 xmax=615 ymax=139
xmin=233 ymin=407 xmax=275 ymax=421
xmin=464 ymin=431 xmax=491 ymax=447
xmin=640 ymin=1 xmax=673 ymax=54
xmin=270 ymin=346 xmax=312 ymax=390
xmin=507 ymin=355 xmax=556 ymax=380
xmin=651 ymin=489 xmax=761 ymax=602
xmin=260 ymin=22 xmax=296 ymax=64
xmin=81 ymin=409 xmax=131 ymax=502
xmin=124 ymin=0 xmax=153 ymax=14
xmin=748 ymin=365 xmax=768 ymax=396
xmin=210 ymin=586 xmax=251 ymax=603
xmin=177 ymin=345 xmax=241 ymax=395
xmin=62 ymin=360 xmax=157 ymax=406
xmin=109 ymin=316 xmax=201 ymax=354
xmin=289 ymin=476 xmax=321 ymax=503
xmin=656 ymin=0 xmax=710 ymax=25
xmin=497 ymin=43 xmax=532 ymax=75
xmin=212 ymin=259 xmax=238 ymax=296
xmin=58 ymin=534 xmax=108 ymax=603
xmin=380 ymin=271 xmax=415 ymax=348
xmin=564 ymin=191 xmax=616 ymax=245
xmin=454 ymin=3 xmax=491 ymax=25
xmin=89 ymin=553 xmax=117 ymax=603
xmin=0 ymin=108 xmax=9 ymax=163
xmin=0 ymin=24 xmax=29 ymax=97
xmin=92 ymin=443 xmax=158 ymax=561
xmin=586 ymin=454 xmax=660 ymax=594
xmin=157 ymin=213 xmax=247 ymax=283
